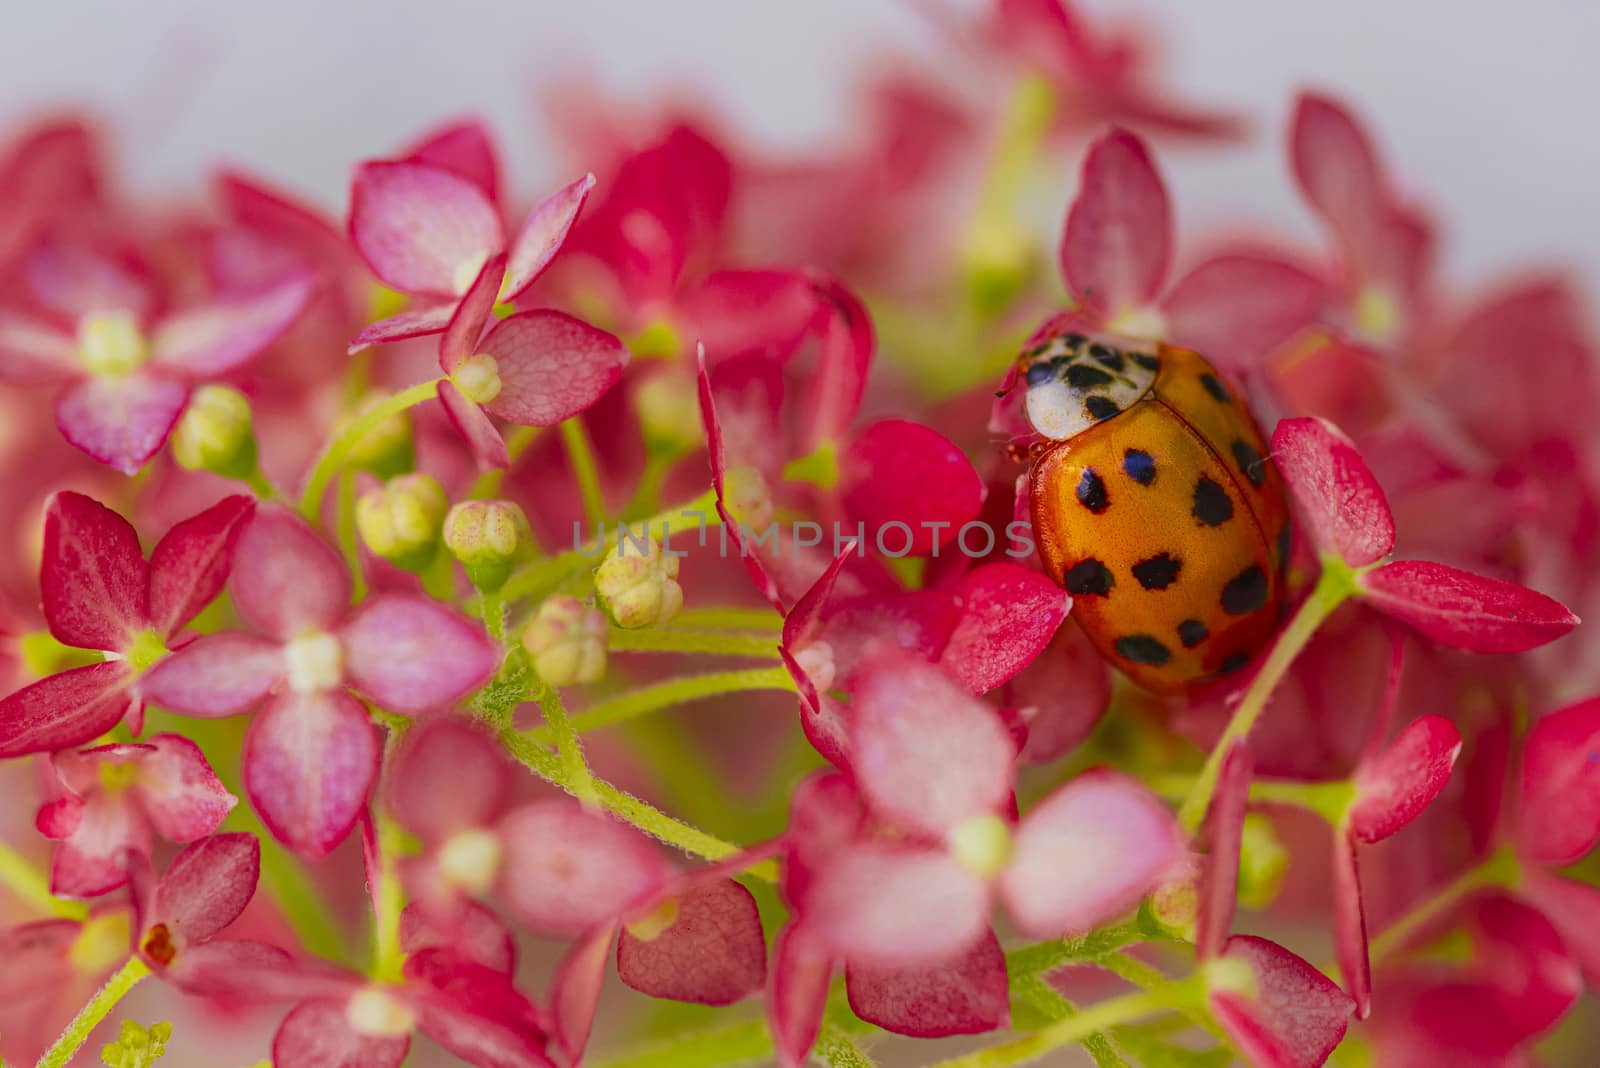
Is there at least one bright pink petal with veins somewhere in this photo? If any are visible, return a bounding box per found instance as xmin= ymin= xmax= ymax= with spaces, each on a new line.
xmin=479 ymin=310 xmax=629 ymax=426
xmin=387 ymin=717 xmax=509 ymax=845
xmin=1516 ymin=697 xmax=1600 ymax=864
xmin=1198 ymin=742 xmax=1251 ymax=960
xmin=404 ymin=120 xmax=500 ymax=201
xmin=56 ymin=372 xmax=188 ymax=475
xmin=1162 ymin=254 xmax=1325 ymax=371
xmin=243 ymin=690 xmax=379 ymax=859
xmin=840 ymin=420 xmax=985 ymax=556
xmin=405 ymin=948 xmax=554 ymax=1068
xmin=438 ymin=378 xmax=509 ymax=469
xmin=768 ymin=925 xmax=832 ymax=1068
xmin=151 ymin=271 xmax=315 ymax=377
xmin=1359 ymin=560 xmax=1579 ymax=654
xmin=1290 ymin=93 xmax=1384 ymax=241
xmin=50 ymin=789 xmax=148 ymax=897
xmin=229 ymin=506 xmax=351 ymax=640
xmin=0 ymin=661 xmax=134 ymax=758
xmin=1270 ymin=417 xmax=1394 ymax=566
xmin=617 ymin=878 xmax=766 ymax=1005
xmin=42 ymin=491 xmax=149 ymax=651
xmin=349 ymin=162 xmax=504 ymax=297
xmin=26 ymin=240 xmax=152 ymax=321
xmin=804 ymin=843 xmax=990 ymax=966
xmin=497 ymin=802 xmax=673 ymax=936
xmin=0 ymin=312 xmax=77 ymax=384
xmin=1350 ymin=714 xmax=1461 ymax=843
xmin=1519 ymin=871 xmax=1600 ymax=987
xmin=438 ymin=252 xmax=506 ymax=372
xmin=820 ymin=591 xmax=962 ymax=688
xmin=1211 ymin=935 xmax=1354 ymax=1068
xmin=164 ymin=939 xmax=296 ymax=997
xmin=845 ymin=928 xmax=1009 ymax=1037
xmin=938 ymin=562 xmax=1068 ymax=693
xmin=273 ymin=998 xmax=410 ymax=1068
xmin=1061 ymin=127 xmax=1171 ymax=320
xmin=400 ymin=900 xmax=516 ymax=974
xmin=802 ymin=274 xmax=874 ymax=451
xmin=502 ymin=173 xmax=595 ymax=301
xmin=150 ymin=831 xmax=260 ymax=941
xmin=1330 ymin=835 xmax=1370 ymax=1020
xmin=548 ymin=926 xmax=612 ymax=1065
xmin=347 ymin=301 xmax=456 ymax=355
xmin=1000 ymin=769 xmax=1180 ymax=938
xmin=340 ymin=594 xmax=497 ymax=713
xmin=131 ymin=734 xmax=237 ymax=842
xmin=148 ymin=495 xmax=255 ymax=639
xmin=850 ymin=656 xmax=1014 ymax=836
xmin=1006 ymin=626 xmax=1111 ymax=764
xmin=140 ymin=633 xmax=285 ymax=717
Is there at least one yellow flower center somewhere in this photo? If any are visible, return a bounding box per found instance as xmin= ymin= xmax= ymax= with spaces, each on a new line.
xmin=949 ymin=814 xmax=1014 ymax=879
xmin=77 ymin=312 xmax=149 ymax=377
xmin=452 ymin=354 xmax=503 ymax=405
xmin=284 ymin=631 xmax=343 ymax=693
xmin=438 ymin=828 xmax=503 ymax=895
xmin=346 ymin=986 xmax=417 ymax=1037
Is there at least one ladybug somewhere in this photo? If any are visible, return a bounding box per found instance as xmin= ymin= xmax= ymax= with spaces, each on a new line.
xmin=1017 ymin=326 xmax=1291 ymax=694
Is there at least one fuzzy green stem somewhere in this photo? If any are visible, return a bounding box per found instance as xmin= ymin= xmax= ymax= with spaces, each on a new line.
xmin=608 ymin=628 xmax=781 ymax=658
xmin=481 ymin=589 xmax=507 ymax=643
xmin=1177 ymin=560 xmax=1358 ymax=833
xmin=242 ymin=463 xmax=281 ymax=502
xmin=1369 ymin=845 xmax=1521 ymax=964
xmin=561 ymin=417 xmax=608 ymax=529
xmin=371 ymin=811 xmax=408 ymax=983
xmin=0 ymin=837 xmax=85 ymax=920
xmin=533 ymin=679 xmax=600 ymax=807
xmin=335 ymin=468 xmax=368 ymax=600
xmin=1097 ymin=951 xmax=1230 ymax=1044
xmin=299 ymin=377 xmax=442 ymax=521
xmin=35 ymin=955 xmax=150 ymax=1068
xmin=525 ymin=667 xmax=796 ymax=744
xmin=815 ymin=1026 xmax=877 ymax=1068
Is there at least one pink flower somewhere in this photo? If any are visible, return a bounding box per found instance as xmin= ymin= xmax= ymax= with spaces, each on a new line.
xmin=37 ymin=732 xmax=237 ymax=898
xmin=0 ymin=491 xmax=254 ymax=756
xmin=0 ymin=117 xmax=101 ymax=275
xmin=141 ymin=506 xmax=499 ymax=857
xmin=0 ymin=903 xmax=132 ymax=1063
xmin=0 ymin=238 xmax=314 ymax=473
xmin=347 ymin=120 xmax=594 ymax=352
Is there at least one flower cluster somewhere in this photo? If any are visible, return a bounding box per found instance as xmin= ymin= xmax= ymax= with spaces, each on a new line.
xmin=0 ymin=3 xmax=1595 ymax=1067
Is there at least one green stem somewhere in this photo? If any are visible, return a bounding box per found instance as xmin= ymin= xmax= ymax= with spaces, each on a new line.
xmin=561 ymin=417 xmax=608 ymax=528
xmin=931 ymin=977 xmax=1205 ymax=1068
xmin=1177 ymin=561 xmax=1357 ymax=833
xmin=34 ymin=955 xmax=150 ymax=1068
xmin=371 ymin=811 xmax=407 ymax=983
xmin=242 ymin=463 xmax=282 ymax=502
xmin=524 ymin=667 xmax=795 ymax=743
xmin=335 ymin=468 xmax=368 ymax=600
xmin=0 ymin=837 xmax=86 ymax=920
xmin=533 ymin=679 xmax=599 ymax=807
xmin=482 ymin=589 xmax=507 ymax=643
xmin=1098 ymin=951 xmax=1229 ymax=1045
xmin=299 ymin=377 xmax=443 ymax=521
xmin=1369 ymin=846 xmax=1520 ymax=964
xmin=671 ymin=606 xmax=785 ymax=631
xmin=608 ymin=629 xmax=781 ymax=658
xmin=815 ymin=1026 xmax=877 ymax=1068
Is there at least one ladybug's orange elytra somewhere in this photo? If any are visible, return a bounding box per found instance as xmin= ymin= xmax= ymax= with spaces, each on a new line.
xmin=1020 ymin=328 xmax=1290 ymax=694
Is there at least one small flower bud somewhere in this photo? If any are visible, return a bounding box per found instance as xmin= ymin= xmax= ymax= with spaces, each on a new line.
xmin=1147 ymin=858 xmax=1199 ymax=942
xmin=634 ymin=368 xmax=703 ymax=453
xmin=521 ymin=595 xmax=607 ymax=685
xmin=356 ymin=474 xmax=449 ymax=572
xmin=594 ymin=531 xmax=683 ymax=629
xmin=444 ymin=499 xmax=530 ymax=592
xmin=1236 ymin=813 xmax=1290 ymax=910
xmin=100 ymin=1019 xmax=172 ymax=1067
xmin=341 ymin=391 xmax=415 ymax=478
xmin=171 ymin=385 xmax=257 ymax=478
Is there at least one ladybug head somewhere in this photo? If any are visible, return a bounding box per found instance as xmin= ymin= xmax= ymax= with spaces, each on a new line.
xmin=1016 ymin=326 xmax=1160 ymax=441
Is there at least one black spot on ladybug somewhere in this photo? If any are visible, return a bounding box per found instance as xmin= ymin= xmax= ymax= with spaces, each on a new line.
xmin=1065 ymin=559 xmax=1113 ymax=596
xmin=1076 ymin=469 xmax=1109 ymax=513
xmin=1025 ymin=362 xmax=1056 ymax=387
xmin=1221 ymin=565 xmax=1269 ymax=615
xmin=1232 ymin=439 xmax=1267 ymax=487
xmin=1200 ymin=373 xmax=1232 ymax=404
xmin=1132 ymin=352 xmax=1160 ymax=372
xmin=1132 ymin=553 xmax=1182 ymax=590
xmin=1192 ymin=477 xmax=1234 ymax=527
xmin=1063 ymin=332 xmax=1088 ymax=348
xmin=1115 ymin=634 xmax=1171 ymax=666
xmin=1090 ymin=345 xmax=1125 ymax=371
xmin=1177 ymin=619 xmax=1210 ymax=648
xmin=1123 ymin=449 xmax=1157 ymax=485
xmin=1066 ymin=364 xmax=1115 ymax=389
xmin=1218 ymin=651 xmax=1251 ymax=675
xmin=1085 ymin=396 xmax=1120 ymax=421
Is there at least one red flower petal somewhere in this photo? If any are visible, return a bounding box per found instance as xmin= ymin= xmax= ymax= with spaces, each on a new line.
xmin=140 ymin=633 xmax=285 ymax=717
xmin=403 ymin=119 xmax=499 ymax=200
xmin=1005 ymin=625 xmax=1111 ymax=765
xmin=548 ymin=925 xmax=612 ymax=1066
xmin=438 ymin=378 xmax=509 ymax=469
xmin=243 ymin=690 xmax=379 ymax=859
xmin=387 ymin=718 xmax=510 ymax=846
xmin=849 ymin=656 xmax=1014 ymax=837
xmin=782 ymin=772 xmax=866 ymax=908
xmin=348 ymin=161 xmax=504 ymax=297
xmin=617 ymin=878 xmax=766 ymax=1005
xmin=400 ymin=899 xmax=518 ymax=975
xmin=131 ymin=733 xmax=238 ymax=842
xmin=479 ymin=310 xmax=629 ymax=426
xmin=340 ymin=594 xmax=498 ymax=713
xmin=502 ymin=174 xmax=595 ymax=302
xmin=164 ymin=938 xmax=296 ymax=997
xmin=801 ymin=274 xmax=874 ymax=452
xmin=273 ymin=998 xmax=410 ymax=1068
xmin=1270 ymin=417 xmax=1395 ymax=566
xmin=803 ymin=843 xmax=990 ymax=966
xmin=41 ymin=491 xmax=149 ymax=652
xmin=0 ymin=661 xmax=135 ymax=758
xmin=1515 ymin=697 xmax=1600 ymax=865
xmin=437 ymin=252 xmax=506 ymax=373
xmin=1359 ymin=560 xmax=1579 ymax=654
xmin=840 ymin=420 xmax=986 ymax=557
xmin=937 ymin=562 xmax=1069 ymax=694
xmin=1197 ymin=742 xmax=1251 ymax=961
xmin=25 ymin=240 xmax=153 ymax=321
xmin=150 ymin=271 xmax=315 ymax=377
xmin=497 ymin=802 xmax=673 ymax=936
xmin=1330 ymin=836 xmax=1370 ymax=1021
xmin=147 ymin=494 xmax=255 ymax=640
xmin=1210 ymin=935 xmax=1354 ymax=1068
xmin=1290 ymin=93 xmax=1385 ymax=245
xmin=230 ymin=507 xmax=352 ymax=640
xmin=55 ymin=372 xmax=188 ymax=475
xmin=1060 ymin=127 xmax=1172 ymax=320
xmin=1162 ymin=254 xmax=1325 ymax=371
xmin=0 ymin=312 xmax=78 ymax=384
xmin=767 ymin=924 xmax=832 ymax=1068
xmin=1349 ymin=714 xmax=1461 ymax=843
xmin=845 ymin=928 xmax=1009 ymax=1037
xmin=1000 ymin=769 xmax=1180 ymax=939
xmin=347 ymin=302 xmax=456 ymax=355
xmin=50 ymin=789 xmax=148 ymax=898
xmin=151 ymin=831 xmax=260 ymax=942
xmin=1518 ymin=871 xmax=1600 ymax=987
